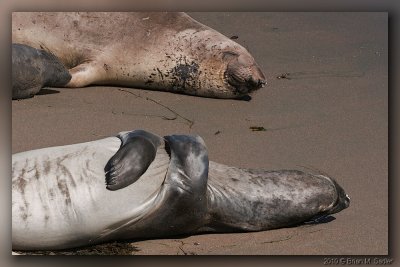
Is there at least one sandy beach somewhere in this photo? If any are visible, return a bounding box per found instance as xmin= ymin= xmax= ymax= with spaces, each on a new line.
xmin=12 ymin=12 xmax=388 ymax=255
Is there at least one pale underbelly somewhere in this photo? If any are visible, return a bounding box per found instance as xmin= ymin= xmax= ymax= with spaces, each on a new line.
xmin=12 ymin=136 xmax=170 ymax=249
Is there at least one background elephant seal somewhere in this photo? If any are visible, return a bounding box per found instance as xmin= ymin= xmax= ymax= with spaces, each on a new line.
xmin=12 ymin=130 xmax=350 ymax=251
xmin=12 ymin=43 xmax=71 ymax=100
xmin=12 ymin=12 xmax=266 ymax=99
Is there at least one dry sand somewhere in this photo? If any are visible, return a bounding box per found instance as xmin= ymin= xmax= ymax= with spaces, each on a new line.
xmin=12 ymin=12 xmax=387 ymax=255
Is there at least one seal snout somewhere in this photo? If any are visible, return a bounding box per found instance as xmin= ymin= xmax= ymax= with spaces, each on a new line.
xmin=246 ymin=66 xmax=266 ymax=89
xmin=223 ymin=51 xmax=266 ymax=96
xmin=324 ymin=176 xmax=350 ymax=215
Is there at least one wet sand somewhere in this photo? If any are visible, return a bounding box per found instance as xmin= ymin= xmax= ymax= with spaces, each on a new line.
xmin=12 ymin=12 xmax=388 ymax=255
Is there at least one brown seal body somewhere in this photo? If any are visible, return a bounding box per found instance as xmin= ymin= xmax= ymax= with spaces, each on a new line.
xmin=12 ymin=12 xmax=266 ymax=99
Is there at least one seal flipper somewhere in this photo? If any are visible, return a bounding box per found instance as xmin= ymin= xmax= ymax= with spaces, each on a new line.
xmin=105 ymin=130 xmax=162 ymax=191
xmin=66 ymin=62 xmax=101 ymax=88
xmin=94 ymin=134 xmax=210 ymax=242
xmin=163 ymin=135 xmax=209 ymax=196
xmin=133 ymin=135 xmax=210 ymax=235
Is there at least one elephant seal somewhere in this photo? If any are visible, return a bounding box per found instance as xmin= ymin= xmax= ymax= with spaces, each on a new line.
xmin=12 ymin=43 xmax=71 ymax=100
xmin=12 ymin=12 xmax=266 ymax=99
xmin=12 ymin=130 xmax=350 ymax=250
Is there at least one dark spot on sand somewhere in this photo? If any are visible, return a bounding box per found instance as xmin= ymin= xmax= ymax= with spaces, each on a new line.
xmin=277 ymin=73 xmax=291 ymax=80
xmin=250 ymin=126 xmax=267 ymax=132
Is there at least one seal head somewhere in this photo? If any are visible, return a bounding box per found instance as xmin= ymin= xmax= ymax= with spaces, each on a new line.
xmin=167 ymin=26 xmax=266 ymax=98
xmin=317 ymin=175 xmax=350 ymax=216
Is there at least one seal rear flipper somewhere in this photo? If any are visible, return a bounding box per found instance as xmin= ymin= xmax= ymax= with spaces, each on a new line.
xmin=105 ymin=130 xmax=162 ymax=191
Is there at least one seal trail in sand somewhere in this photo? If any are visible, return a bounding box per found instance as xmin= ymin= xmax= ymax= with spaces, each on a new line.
xmin=12 ymin=130 xmax=349 ymax=250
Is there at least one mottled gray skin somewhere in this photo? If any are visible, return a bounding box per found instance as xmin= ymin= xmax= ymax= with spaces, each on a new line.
xmin=12 ymin=12 xmax=265 ymax=99
xmin=12 ymin=43 xmax=71 ymax=100
xmin=12 ymin=130 xmax=349 ymax=250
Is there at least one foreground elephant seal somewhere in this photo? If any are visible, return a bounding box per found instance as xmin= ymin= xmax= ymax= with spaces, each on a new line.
xmin=12 ymin=43 xmax=71 ymax=99
xmin=12 ymin=12 xmax=266 ymax=99
xmin=12 ymin=130 xmax=350 ymax=250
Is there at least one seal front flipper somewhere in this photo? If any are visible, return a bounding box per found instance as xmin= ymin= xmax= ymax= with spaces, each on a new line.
xmin=94 ymin=134 xmax=210 ymax=242
xmin=65 ymin=62 xmax=101 ymax=88
xmin=105 ymin=130 xmax=163 ymax=191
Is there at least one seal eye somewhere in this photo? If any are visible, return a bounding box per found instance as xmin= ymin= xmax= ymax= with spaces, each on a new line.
xmin=222 ymin=51 xmax=239 ymax=60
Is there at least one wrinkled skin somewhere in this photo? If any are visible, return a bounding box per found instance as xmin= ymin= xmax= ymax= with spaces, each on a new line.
xmin=12 ymin=12 xmax=266 ymax=99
